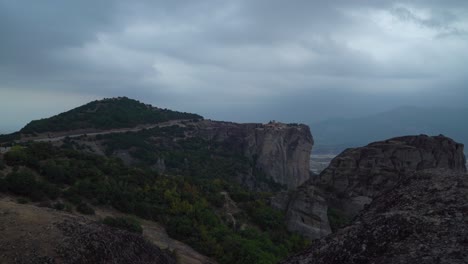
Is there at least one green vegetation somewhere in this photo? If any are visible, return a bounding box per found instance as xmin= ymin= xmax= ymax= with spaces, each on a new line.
xmin=0 ymin=159 xmax=5 ymax=170
xmin=21 ymin=97 xmax=202 ymax=133
xmin=103 ymin=216 xmax=143 ymax=234
xmin=98 ymin=125 xmax=284 ymax=191
xmin=327 ymin=207 xmax=350 ymax=232
xmin=0 ymin=132 xmax=20 ymax=144
xmin=0 ymin=141 xmax=308 ymax=264
xmin=17 ymin=197 xmax=29 ymax=204
xmin=76 ymin=203 xmax=95 ymax=215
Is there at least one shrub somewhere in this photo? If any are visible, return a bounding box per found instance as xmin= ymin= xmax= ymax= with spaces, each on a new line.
xmin=64 ymin=203 xmax=73 ymax=212
xmin=17 ymin=197 xmax=29 ymax=204
xmin=5 ymin=170 xmax=37 ymax=196
xmin=327 ymin=207 xmax=349 ymax=232
xmin=0 ymin=178 xmax=6 ymax=192
xmin=53 ymin=202 xmax=65 ymax=210
xmin=4 ymin=146 xmax=28 ymax=166
xmin=42 ymin=161 xmax=68 ymax=184
xmin=76 ymin=203 xmax=95 ymax=215
xmin=102 ymin=216 xmax=143 ymax=234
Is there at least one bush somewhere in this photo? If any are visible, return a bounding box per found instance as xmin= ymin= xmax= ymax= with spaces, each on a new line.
xmin=17 ymin=197 xmax=29 ymax=204
xmin=76 ymin=203 xmax=95 ymax=215
xmin=4 ymin=146 xmax=28 ymax=166
xmin=327 ymin=207 xmax=349 ymax=232
xmin=102 ymin=216 xmax=143 ymax=234
xmin=0 ymin=159 xmax=5 ymax=170
xmin=5 ymin=170 xmax=37 ymax=196
xmin=42 ymin=161 xmax=68 ymax=184
xmin=53 ymin=202 xmax=65 ymax=210
xmin=0 ymin=178 xmax=6 ymax=192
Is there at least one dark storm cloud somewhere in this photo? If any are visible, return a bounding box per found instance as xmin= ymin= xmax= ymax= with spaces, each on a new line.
xmin=0 ymin=0 xmax=467 ymax=132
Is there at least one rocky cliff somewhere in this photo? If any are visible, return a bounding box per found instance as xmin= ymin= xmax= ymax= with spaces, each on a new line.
xmin=276 ymin=135 xmax=466 ymax=240
xmin=281 ymin=169 xmax=468 ymax=264
xmin=319 ymin=135 xmax=466 ymax=218
xmin=193 ymin=120 xmax=314 ymax=189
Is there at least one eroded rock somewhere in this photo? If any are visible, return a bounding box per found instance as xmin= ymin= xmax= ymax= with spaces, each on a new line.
xmin=280 ymin=135 xmax=466 ymax=240
xmin=194 ymin=120 xmax=314 ymax=189
xmin=281 ymin=169 xmax=468 ymax=264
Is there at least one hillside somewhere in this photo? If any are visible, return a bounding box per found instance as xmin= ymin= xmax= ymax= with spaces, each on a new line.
xmin=20 ymin=97 xmax=202 ymax=134
xmin=0 ymin=98 xmax=312 ymax=264
xmin=0 ymin=197 xmax=176 ymax=264
xmin=311 ymin=106 xmax=468 ymax=154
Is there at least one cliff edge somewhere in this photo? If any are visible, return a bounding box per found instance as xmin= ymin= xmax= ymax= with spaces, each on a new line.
xmin=193 ymin=120 xmax=314 ymax=189
xmin=275 ymin=135 xmax=466 ymax=240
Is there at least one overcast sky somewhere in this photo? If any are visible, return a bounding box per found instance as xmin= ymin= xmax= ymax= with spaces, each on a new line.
xmin=1 ymin=0 xmax=467 ymax=133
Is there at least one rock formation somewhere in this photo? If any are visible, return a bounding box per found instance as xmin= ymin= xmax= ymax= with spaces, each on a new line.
xmin=0 ymin=201 xmax=176 ymax=264
xmin=193 ymin=120 xmax=314 ymax=189
xmin=281 ymin=169 xmax=468 ymax=264
xmin=277 ymin=135 xmax=466 ymax=240
xmin=271 ymin=183 xmax=331 ymax=240
xmin=319 ymin=135 xmax=466 ymax=218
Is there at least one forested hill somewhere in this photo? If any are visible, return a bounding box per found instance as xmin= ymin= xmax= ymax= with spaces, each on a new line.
xmin=20 ymin=97 xmax=202 ymax=134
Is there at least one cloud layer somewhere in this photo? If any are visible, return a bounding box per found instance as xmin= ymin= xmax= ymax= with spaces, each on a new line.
xmin=1 ymin=0 xmax=467 ymax=132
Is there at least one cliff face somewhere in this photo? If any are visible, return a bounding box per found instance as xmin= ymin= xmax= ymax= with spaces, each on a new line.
xmin=281 ymin=169 xmax=468 ymax=264
xmin=278 ymin=135 xmax=466 ymax=240
xmin=319 ymin=135 xmax=466 ymax=217
xmin=194 ymin=120 xmax=314 ymax=189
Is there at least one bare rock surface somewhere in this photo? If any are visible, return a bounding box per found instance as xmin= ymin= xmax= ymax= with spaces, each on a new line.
xmin=279 ymin=135 xmax=466 ymax=240
xmin=319 ymin=135 xmax=466 ymax=217
xmin=281 ymin=169 xmax=468 ymax=264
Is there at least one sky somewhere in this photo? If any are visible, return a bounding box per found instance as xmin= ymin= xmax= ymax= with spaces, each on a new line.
xmin=1 ymin=0 xmax=468 ymax=133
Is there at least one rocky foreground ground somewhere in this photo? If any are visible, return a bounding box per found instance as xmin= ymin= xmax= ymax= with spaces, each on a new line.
xmin=281 ymin=169 xmax=468 ymax=264
xmin=0 ymin=199 xmax=176 ymax=264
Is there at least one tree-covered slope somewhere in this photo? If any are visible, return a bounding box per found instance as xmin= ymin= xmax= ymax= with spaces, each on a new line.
xmin=0 ymin=141 xmax=308 ymax=264
xmin=20 ymin=97 xmax=202 ymax=134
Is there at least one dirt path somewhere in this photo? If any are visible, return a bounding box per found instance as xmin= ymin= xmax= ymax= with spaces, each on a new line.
xmin=18 ymin=119 xmax=190 ymax=143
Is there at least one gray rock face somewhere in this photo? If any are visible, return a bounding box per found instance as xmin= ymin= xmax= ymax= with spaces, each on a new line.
xmin=319 ymin=135 xmax=466 ymax=218
xmin=281 ymin=169 xmax=468 ymax=264
xmin=272 ymin=183 xmax=332 ymax=240
xmin=194 ymin=120 xmax=314 ymax=189
xmin=280 ymin=135 xmax=466 ymax=240
xmin=272 ymin=183 xmax=331 ymax=240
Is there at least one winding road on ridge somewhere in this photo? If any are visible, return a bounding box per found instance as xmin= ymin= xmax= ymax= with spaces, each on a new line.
xmin=19 ymin=119 xmax=193 ymax=143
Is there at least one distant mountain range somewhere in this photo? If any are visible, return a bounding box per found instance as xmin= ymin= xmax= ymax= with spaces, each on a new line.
xmin=311 ymin=106 xmax=468 ymax=154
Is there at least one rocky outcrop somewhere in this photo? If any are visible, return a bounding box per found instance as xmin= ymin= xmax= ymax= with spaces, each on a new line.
xmin=56 ymin=219 xmax=176 ymax=264
xmin=272 ymin=183 xmax=331 ymax=240
xmin=0 ymin=200 xmax=176 ymax=264
xmin=194 ymin=120 xmax=314 ymax=189
xmin=318 ymin=135 xmax=466 ymax=218
xmin=281 ymin=169 xmax=468 ymax=264
xmin=278 ymin=135 xmax=466 ymax=240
